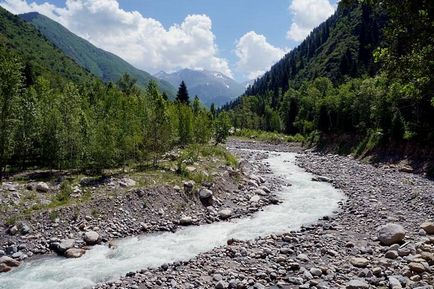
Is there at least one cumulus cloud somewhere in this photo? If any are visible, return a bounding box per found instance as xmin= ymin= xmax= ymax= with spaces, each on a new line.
xmin=0 ymin=0 xmax=232 ymax=77
xmin=235 ymin=31 xmax=287 ymax=80
xmin=287 ymin=0 xmax=336 ymax=42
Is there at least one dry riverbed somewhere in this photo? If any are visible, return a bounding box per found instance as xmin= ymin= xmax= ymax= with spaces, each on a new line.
xmin=93 ymin=139 xmax=434 ymax=289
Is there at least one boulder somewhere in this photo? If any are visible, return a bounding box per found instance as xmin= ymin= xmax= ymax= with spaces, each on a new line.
xmin=119 ymin=178 xmax=136 ymax=188
xmin=409 ymin=262 xmax=425 ymax=273
xmin=36 ymin=182 xmax=50 ymax=192
xmin=0 ymin=256 xmax=21 ymax=267
xmin=57 ymin=239 xmax=75 ymax=253
xmin=83 ymin=231 xmax=100 ymax=245
xmin=378 ymin=223 xmax=406 ymax=245
xmin=199 ymin=188 xmax=213 ymax=206
xmin=420 ymin=222 xmax=434 ymax=235
xmin=219 ymin=209 xmax=233 ymax=220
xmin=183 ymin=181 xmax=195 ymax=193
xmin=0 ymin=263 xmax=11 ymax=273
xmin=64 ymin=248 xmax=86 ymax=258
xmin=350 ymin=257 xmax=369 ymax=268
xmin=250 ymin=195 xmax=261 ymax=202
xmin=179 ymin=216 xmax=193 ymax=226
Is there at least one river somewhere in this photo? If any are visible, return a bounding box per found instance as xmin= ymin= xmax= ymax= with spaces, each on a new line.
xmin=0 ymin=151 xmax=344 ymax=289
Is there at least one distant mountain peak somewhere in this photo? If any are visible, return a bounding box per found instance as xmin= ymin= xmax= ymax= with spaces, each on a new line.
xmin=155 ymin=69 xmax=245 ymax=107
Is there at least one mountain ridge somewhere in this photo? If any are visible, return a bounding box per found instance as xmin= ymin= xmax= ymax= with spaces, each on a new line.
xmin=20 ymin=12 xmax=176 ymax=96
xmin=155 ymin=68 xmax=245 ymax=107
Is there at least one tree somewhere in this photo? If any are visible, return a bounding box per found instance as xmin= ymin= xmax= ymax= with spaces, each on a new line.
xmin=210 ymin=103 xmax=216 ymax=119
xmin=144 ymin=81 xmax=172 ymax=166
xmin=0 ymin=52 xmax=23 ymax=178
xmin=177 ymin=104 xmax=193 ymax=145
xmin=176 ymin=81 xmax=190 ymax=104
xmin=214 ymin=112 xmax=232 ymax=144
xmin=116 ymin=73 xmax=140 ymax=96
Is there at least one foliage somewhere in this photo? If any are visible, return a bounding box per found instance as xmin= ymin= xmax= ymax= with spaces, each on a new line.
xmin=176 ymin=81 xmax=190 ymax=104
xmin=233 ymin=129 xmax=305 ymax=144
xmin=214 ymin=112 xmax=232 ymax=144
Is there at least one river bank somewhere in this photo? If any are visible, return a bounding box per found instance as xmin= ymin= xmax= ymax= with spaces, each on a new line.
xmin=92 ymin=139 xmax=434 ymax=289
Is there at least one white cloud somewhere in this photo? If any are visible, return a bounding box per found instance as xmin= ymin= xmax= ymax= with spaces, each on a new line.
xmin=287 ymin=0 xmax=336 ymax=42
xmin=0 ymin=0 xmax=232 ymax=77
xmin=235 ymin=31 xmax=287 ymax=80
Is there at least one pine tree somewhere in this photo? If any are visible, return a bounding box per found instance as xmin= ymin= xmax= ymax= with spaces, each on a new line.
xmin=176 ymin=81 xmax=190 ymax=104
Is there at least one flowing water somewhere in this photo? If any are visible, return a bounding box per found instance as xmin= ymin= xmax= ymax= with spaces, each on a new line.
xmin=0 ymin=151 xmax=344 ymax=289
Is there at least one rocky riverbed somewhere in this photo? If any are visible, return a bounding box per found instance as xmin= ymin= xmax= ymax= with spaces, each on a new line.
xmin=92 ymin=140 xmax=434 ymax=289
xmin=0 ymin=146 xmax=287 ymax=272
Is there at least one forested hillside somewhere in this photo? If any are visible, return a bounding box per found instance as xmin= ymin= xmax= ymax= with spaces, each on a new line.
xmin=0 ymin=7 xmax=93 ymax=86
xmin=245 ymin=4 xmax=386 ymax=97
xmin=20 ymin=12 xmax=176 ymax=96
xmin=225 ymin=1 xmax=434 ymax=158
xmin=0 ymin=7 xmax=229 ymax=177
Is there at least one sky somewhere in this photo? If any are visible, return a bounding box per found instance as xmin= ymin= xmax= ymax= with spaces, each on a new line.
xmin=0 ymin=0 xmax=337 ymax=81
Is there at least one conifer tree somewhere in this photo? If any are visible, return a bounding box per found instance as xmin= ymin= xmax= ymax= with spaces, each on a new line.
xmin=176 ymin=81 xmax=190 ymax=104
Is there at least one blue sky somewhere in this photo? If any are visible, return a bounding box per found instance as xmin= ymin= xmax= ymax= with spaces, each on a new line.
xmin=1 ymin=0 xmax=337 ymax=81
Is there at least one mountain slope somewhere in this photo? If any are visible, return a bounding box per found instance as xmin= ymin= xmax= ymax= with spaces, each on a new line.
xmin=20 ymin=12 xmax=175 ymax=96
xmin=0 ymin=7 xmax=94 ymax=85
xmin=245 ymin=4 xmax=386 ymax=97
xmin=155 ymin=69 xmax=245 ymax=107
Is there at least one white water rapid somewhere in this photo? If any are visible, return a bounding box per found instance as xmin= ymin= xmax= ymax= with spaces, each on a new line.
xmin=0 ymin=151 xmax=344 ymax=289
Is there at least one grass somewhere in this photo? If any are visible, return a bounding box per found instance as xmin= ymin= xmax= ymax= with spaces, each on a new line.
xmin=353 ymin=129 xmax=383 ymax=158
xmin=233 ymin=129 xmax=305 ymax=144
xmin=1 ymin=143 xmax=238 ymax=223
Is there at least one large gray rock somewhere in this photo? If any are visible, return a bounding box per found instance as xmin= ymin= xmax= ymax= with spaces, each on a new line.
xmin=199 ymin=188 xmax=214 ymax=206
xmin=378 ymin=223 xmax=406 ymax=245
xmin=421 ymin=222 xmax=434 ymax=235
xmin=119 ymin=178 xmax=136 ymax=188
xmin=57 ymin=239 xmax=75 ymax=253
xmin=36 ymin=182 xmax=50 ymax=192
xmin=64 ymin=248 xmax=86 ymax=258
xmin=219 ymin=209 xmax=233 ymax=220
xmin=0 ymin=256 xmax=20 ymax=267
xmin=83 ymin=231 xmax=100 ymax=245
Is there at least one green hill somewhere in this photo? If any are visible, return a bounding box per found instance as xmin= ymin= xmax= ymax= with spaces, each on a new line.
xmin=0 ymin=7 xmax=94 ymax=85
xmin=244 ymin=4 xmax=386 ymax=97
xmin=20 ymin=12 xmax=175 ymax=96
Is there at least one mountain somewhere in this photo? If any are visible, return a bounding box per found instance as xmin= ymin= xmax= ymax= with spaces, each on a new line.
xmin=244 ymin=4 xmax=386 ymax=97
xmin=155 ymin=69 xmax=245 ymax=107
xmin=0 ymin=7 xmax=94 ymax=85
xmin=20 ymin=12 xmax=176 ymax=96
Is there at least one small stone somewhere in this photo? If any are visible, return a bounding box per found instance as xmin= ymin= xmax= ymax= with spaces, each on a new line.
xmin=250 ymin=195 xmax=261 ymax=202
xmin=385 ymin=250 xmax=399 ymax=259
xmin=350 ymin=257 xmax=369 ymax=268
xmin=346 ymin=279 xmax=369 ymax=289
xmin=420 ymin=222 xmax=434 ymax=235
xmin=388 ymin=276 xmax=402 ymax=289
xmin=310 ymin=267 xmax=322 ymax=277
xmin=215 ymin=280 xmax=228 ymax=289
xmin=119 ymin=178 xmax=136 ymax=188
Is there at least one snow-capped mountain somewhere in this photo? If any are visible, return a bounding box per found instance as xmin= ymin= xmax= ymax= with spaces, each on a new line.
xmin=155 ymin=69 xmax=245 ymax=107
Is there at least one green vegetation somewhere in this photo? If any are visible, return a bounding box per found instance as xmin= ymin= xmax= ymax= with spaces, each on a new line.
xmin=225 ymin=1 xmax=434 ymax=157
xmin=19 ymin=12 xmax=176 ymax=96
xmin=0 ymin=7 xmax=94 ymax=86
xmin=234 ymin=129 xmax=304 ymax=144
xmin=0 ymin=7 xmax=234 ymax=178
